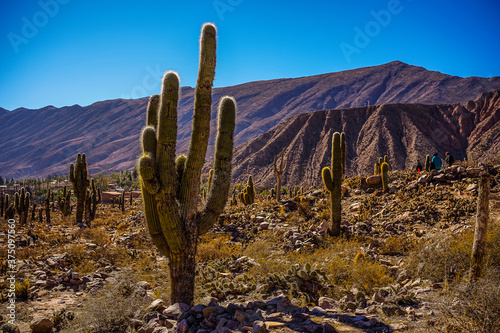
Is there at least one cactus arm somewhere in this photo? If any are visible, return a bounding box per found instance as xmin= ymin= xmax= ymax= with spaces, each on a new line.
xmin=156 ymin=71 xmax=179 ymax=196
xmin=146 ymin=94 xmax=160 ymax=128
xmin=273 ymin=156 xmax=279 ymax=176
xmin=179 ymin=23 xmax=217 ymax=220
xmin=322 ymin=167 xmax=334 ymax=192
xmin=199 ymin=96 xmax=236 ymax=235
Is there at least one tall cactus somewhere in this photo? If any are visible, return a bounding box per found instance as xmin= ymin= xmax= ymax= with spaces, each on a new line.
xmin=381 ymin=162 xmax=389 ymax=193
xmin=322 ymin=132 xmax=344 ymax=236
xmin=273 ymin=149 xmax=290 ymax=202
xmin=69 ymin=153 xmax=90 ymax=225
xmin=138 ymin=23 xmax=235 ymax=305
xmin=425 ymin=154 xmax=431 ymax=172
xmin=15 ymin=188 xmax=29 ymax=227
xmin=90 ymin=179 xmax=100 ymax=219
xmin=44 ymin=198 xmax=51 ymax=225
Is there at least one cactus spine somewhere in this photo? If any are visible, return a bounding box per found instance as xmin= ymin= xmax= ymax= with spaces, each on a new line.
xmin=273 ymin=150 xmax=290 ymax=202
xmin=322 ymin=132 xmax=344 ymax=236
xmin=69 ymin=153 xmax=90 ymax=225
xmin=381 ymin=162 xmax=389 ymax=192
xmin=138 ymin=23 xmax=235 ymax=305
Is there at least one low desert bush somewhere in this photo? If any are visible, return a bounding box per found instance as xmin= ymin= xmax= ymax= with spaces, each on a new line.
xmin=61 ymin=272 xmax=148 ymax=333
xmin=407 ymin=221 xmax=500 ymax=283
xmin=438 ymin=272 xmax=500 ymax=333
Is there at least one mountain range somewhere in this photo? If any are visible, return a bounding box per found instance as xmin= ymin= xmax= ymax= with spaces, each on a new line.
xmin=1 ymin=61 xmax=499 ymax=181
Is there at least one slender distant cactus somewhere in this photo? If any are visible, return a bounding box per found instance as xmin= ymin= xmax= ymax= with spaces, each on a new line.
xmin=381 ymin=162 xmax=389 ymax=193
xmin=322 ymin=132 xmax=345 ymax=236
xmin=129 ymin=191 xmax=133 ymax=206
xmin=120 ymin=191 xmax=125 ymax=212
xmin=138 ymin=23 xmax=236 ymax=305
xmin=15 ymin=188 xmax=29 ymax=227
xmin=69 ymin=153 xmax=90 ymax=225
xmin=425 ymin=154 xmax=431 ymax=172
xmin=90 ymin=179 xmax=100 ymax=219
xmin=38 ymin=206 xmax=43 ymax=223
xmin=273 ymin=149 xmax=290 ymax=202
xmin=44 ymin=198 xmax=51 ymax=224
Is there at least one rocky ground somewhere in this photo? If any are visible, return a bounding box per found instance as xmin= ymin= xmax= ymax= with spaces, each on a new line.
xmin=0 ymin=163 xmax=499 ymax=333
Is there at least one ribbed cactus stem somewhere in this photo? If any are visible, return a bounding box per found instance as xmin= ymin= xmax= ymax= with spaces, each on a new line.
xmin=381 ymin=162 xmax=389 ymax=192
xmin=322 ymin=132 xmax=343 ymax=236
xmin=69 ymin=153 xmax=90 ymax=225
xmin=138 ymin=23 xmax=235 ymax=306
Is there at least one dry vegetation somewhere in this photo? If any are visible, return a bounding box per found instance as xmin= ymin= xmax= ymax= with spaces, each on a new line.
xmin=0 ymin=165 xmax=499 ymax=332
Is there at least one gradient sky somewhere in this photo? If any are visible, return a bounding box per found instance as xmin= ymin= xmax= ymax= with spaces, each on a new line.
xmin=1 ymin=0 xmax=499 ymax=111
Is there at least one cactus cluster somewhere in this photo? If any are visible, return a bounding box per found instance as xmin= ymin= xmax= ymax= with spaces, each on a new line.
xmin=69 ymin=153 xmax=90 ymax=225
xmin=118 ymin=190 xmax=125 ymax=212
xmin=138 ymin=23 xmax=236 ymax=305
xmin=14 ymin=188 xmax=30 ymax=226
xmin=273 ymin=150 xmax=290 ymax=202
xmin=239 ymin=175 xmax=255 ymax=205
xmin=322 ymin=132 xmax=345 ymax=236
xmin=374 ymin=155 xmax=389 ymax=175
xmin=58 ymin=186 xmax=72 ymax=216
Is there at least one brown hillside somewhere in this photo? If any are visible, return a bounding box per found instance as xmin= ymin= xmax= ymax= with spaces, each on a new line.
xmin=232 ymin=89 xmax=500 ymax=189
xmin=1 ymin=61 xmax=500 ymax=178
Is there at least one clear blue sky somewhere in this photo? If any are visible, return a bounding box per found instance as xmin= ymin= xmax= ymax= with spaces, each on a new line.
xmin=1 ymin=0 xmax=499 ymax=111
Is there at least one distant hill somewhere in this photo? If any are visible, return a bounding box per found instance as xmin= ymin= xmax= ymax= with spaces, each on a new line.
xmin=1 ymin=61 xmax=500 ymax=178
xmin=232 ymin=89 xmax=500 ymax=188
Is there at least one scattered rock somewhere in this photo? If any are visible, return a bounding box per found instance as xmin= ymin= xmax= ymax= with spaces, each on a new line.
xmin=29 ymin=318 xmax=54 ymax=333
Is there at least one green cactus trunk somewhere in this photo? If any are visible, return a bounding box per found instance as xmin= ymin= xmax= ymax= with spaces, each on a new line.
xmin=381 ymin=162 xmax=389 ymax=192
xmin=70 ymin=153 xmax=90 ymax=225
xmin=44 ymin=198 xmax=51 ymax=224
xmin=138 ymin=23 xmax=235 ymax=305
xmin=322 ymin=132 xmax=344 ymax=236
